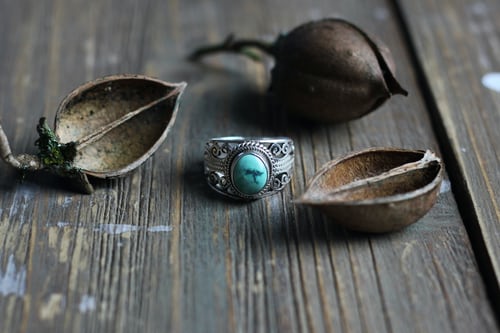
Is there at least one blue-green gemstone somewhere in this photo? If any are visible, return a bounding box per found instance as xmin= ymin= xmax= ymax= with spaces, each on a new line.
xmin=232 ymin=153 xmax=268 ymax=195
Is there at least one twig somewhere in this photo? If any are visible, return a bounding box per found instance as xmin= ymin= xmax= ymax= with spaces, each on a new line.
xmin=0 ymin=121 xmax=40 ymax=170
xmin=188 ymin=34 xmax=275 ymax=62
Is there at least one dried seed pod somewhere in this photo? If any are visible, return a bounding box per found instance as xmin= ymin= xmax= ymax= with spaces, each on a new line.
xmin=270 ymin=19 xmax=408 ymax=122
xmin=0 ymin=74 xmax=187 ymax=193
xmin=189 ymin=18 xmax=407 ymax=123
xmin=295 ymin=148 xmax=443 ymax=233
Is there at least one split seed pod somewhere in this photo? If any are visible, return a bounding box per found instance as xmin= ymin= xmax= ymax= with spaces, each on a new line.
xmin=189 ymin=18 xmax=408 ymax=123
xmin=295 ymin=148 xmax=443 ymax=233
xmin=0 ymin=74 xmax=187 ymax=193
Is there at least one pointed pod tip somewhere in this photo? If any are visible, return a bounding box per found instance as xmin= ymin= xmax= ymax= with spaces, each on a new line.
xmin=393 ymin=84 xmax=409 ymax=97
xmin=171 ymin=81 xmax=188 ymax=95
xmin=387 ymin=77 xmax=408 ymax=97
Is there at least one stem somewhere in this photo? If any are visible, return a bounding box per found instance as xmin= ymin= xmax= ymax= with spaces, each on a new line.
xmin=188 ymin=34 xmax=275 ymax=61
xmin=0 ymin=121 xmax=40 ymax=170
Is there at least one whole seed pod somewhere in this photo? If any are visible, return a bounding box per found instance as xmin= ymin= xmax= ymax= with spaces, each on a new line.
xmin=0 ymin=74 xmax=187 ymax=193
xmin=189 ymin=18 xmax=408 ymax=123
xmin=295 ymin=148 xmax=443 ymax=233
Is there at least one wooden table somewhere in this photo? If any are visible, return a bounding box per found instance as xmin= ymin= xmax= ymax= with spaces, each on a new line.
xmin=1 ymin=0 xmax=499 ymax=332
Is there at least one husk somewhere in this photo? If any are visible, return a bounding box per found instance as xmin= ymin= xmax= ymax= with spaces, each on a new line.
xmin=295 ymin=148 xmax=443 ymax=233
xmin=0 ymin=74 xmax=186 ymax=193
xmin=271 ymin=18 xmax=408 ymax=123
xmin=54 ymin=74 xmax=186 ymax=179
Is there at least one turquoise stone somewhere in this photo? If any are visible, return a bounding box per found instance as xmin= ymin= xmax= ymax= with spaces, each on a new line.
xmin=232 ymin=153 xmax=269 ymax=195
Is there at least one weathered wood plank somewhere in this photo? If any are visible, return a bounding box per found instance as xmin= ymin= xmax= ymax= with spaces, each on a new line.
xmin=0 ymin=0 xmax=498 ymax=332
xmin=396 ymin=0 xmax=500 ymax=306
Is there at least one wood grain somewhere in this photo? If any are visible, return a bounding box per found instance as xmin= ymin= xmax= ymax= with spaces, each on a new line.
xmin=396 ymin=0 xmax=500 ymax=308
xmin=0 ymin=0 xmax=498 ymax=332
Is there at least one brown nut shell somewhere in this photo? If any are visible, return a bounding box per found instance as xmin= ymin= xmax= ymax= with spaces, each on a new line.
xmin=54 ymin=74 xmax=186 ymax=178
xmin=295 ymin=148 xmax=443 ymax=233
xmin=271 ymin=18 xmax=408 ymax=123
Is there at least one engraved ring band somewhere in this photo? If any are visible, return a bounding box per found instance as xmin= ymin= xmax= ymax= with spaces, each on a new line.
xmin=204 ymin=137 xmax=295 ymax=200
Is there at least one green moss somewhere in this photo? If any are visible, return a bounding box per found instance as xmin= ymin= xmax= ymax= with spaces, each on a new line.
xmin=35 ymin=117 xmax=77 ymax=173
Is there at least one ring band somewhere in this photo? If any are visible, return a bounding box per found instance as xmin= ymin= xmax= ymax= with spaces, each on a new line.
xmin=204 ymin=136 xmax=295 ymax=200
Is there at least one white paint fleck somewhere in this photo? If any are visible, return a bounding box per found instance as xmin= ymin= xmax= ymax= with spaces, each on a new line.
xmin=9 ymin=186 xmax=35 ymax=225
xmin=95 ymin=224 xmax=173 ymax=235
xmin=0 ymin=254 xmax=26 ymax=297
xmin=51 ymin=222 xmax=174 ymax=234
xmin=61 ymin=196 xmax=73 ymax=207
xmin=39 ymin=293 xmax=65 ymax=320
xmin=147 ymin=225 xmax=173 ymax=233
xmin=401 ymin=240 xmax=418 ymax=263
xmin=79 ymin=294 xmax=96 ymax=313
xmin=482 ymin=72 xmax=500 ymax=92
xmin=440 ymin=179 xmax=451 ymax=194
xmin=96 ymin=224 xmax=140 ymax=234
xmin=461 ymin=147 xmax=467 ymax=153
xmin=57 ymin=221 xmax=71 ymax=228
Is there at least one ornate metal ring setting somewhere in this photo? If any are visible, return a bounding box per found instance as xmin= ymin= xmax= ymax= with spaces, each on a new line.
xmin=204 ymin=137 xmax=295 ymax=200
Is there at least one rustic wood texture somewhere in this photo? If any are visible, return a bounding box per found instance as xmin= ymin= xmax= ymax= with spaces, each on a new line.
xmin=0 ymin=0 xmax=498 ymax=332
xmin=396 ymin=0 xmax=500 ymax=303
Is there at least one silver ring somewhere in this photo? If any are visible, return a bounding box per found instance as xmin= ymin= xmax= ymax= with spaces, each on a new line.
xmin=204 ymin=136 xmax=295 ymax=200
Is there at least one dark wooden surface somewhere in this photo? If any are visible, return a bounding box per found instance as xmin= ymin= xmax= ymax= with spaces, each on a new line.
xmin=397 ymin=0 xmax=500 ymax=305
xmin=0 ymin=0 xmax=498 ymax=332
